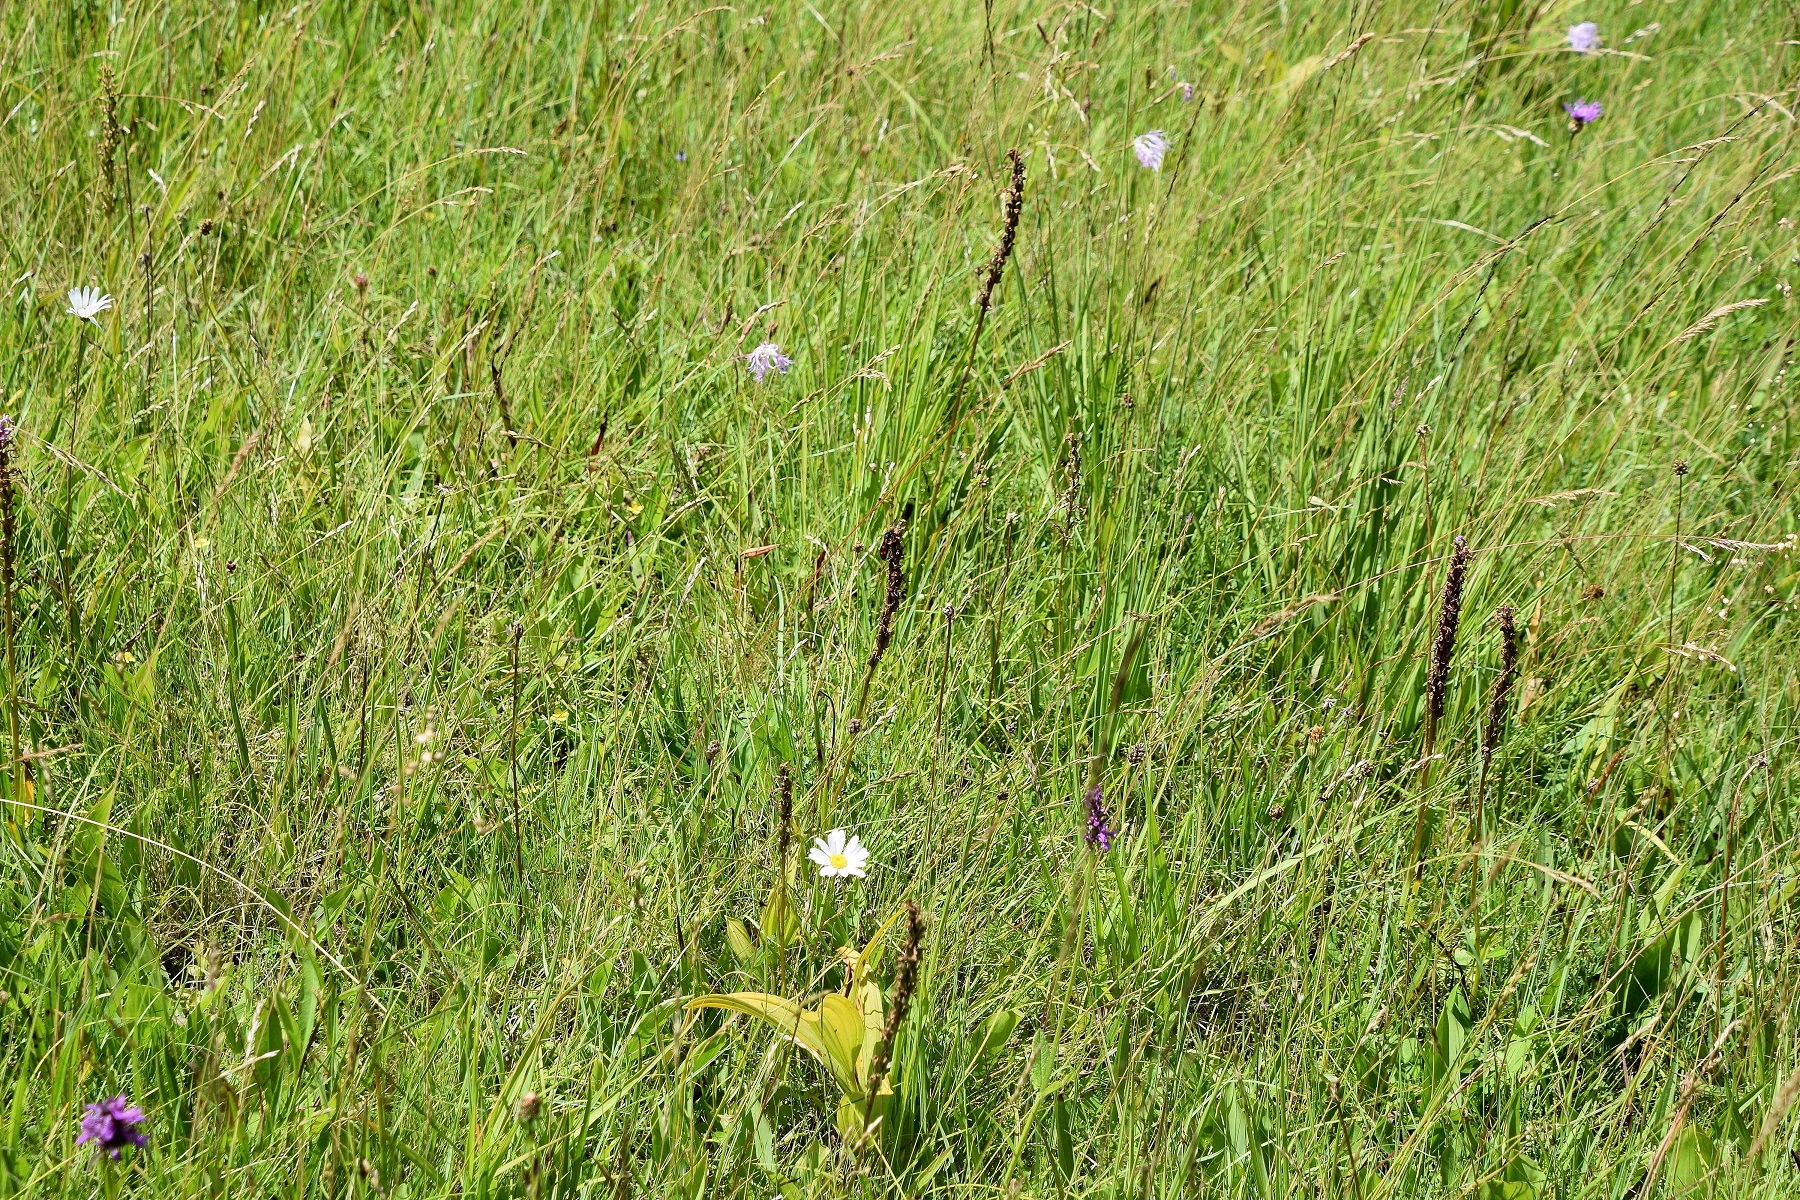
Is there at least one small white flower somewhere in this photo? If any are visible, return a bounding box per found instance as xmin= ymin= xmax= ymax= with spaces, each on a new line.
xmin=809 ymin=828 xmax=869 ymax=879
xmin=66 ymin=286 xmax=115 ymax=324
xmin=1132 ymin=130 xmax=1169 ymax=171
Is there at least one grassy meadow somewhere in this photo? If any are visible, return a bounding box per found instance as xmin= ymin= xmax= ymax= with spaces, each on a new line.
xmin=3 ymin=0 xmax=1800 ymax=1194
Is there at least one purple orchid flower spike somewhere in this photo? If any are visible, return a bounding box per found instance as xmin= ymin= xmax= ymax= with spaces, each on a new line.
xmin=76 ymin=1095 xmax=149 ymax=1160
xmin=1083 ymin=784 xmax=1117 ymax=851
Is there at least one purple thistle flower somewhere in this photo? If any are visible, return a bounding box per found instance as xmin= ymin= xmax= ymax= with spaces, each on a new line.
xmin=1566 ymin=22 xmax=1600 ymax=53
xmin=744 ymin=342 xmax=792 ymax=382
xmin=1132 ymin=130 xmax=1168 ymax=171
xmin=76 ymin=1095 xmax=148 ymax=1160
xmin=1563 ymin=99 xmax=1603 ymax=129
xmin=1083 ymin=784 xmax=1116 ymax=852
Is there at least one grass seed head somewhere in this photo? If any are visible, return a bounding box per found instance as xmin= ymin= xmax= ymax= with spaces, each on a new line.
xmin=866 ymin=902 xmax=925 ymax=1095
xmin=1424 ymin=535 xmax=1471 ymax=737
xmin=976 ymin=149 xmax=1026 ymax=314
xmin=869 ymin=524 xmax=906 ymax=669
xmin=1482 ymin=604 xmax=1521 ymax=758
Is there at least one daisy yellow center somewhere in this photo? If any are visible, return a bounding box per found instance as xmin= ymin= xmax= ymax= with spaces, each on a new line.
xmin=829 ymin=853 xmax=848 ymax=869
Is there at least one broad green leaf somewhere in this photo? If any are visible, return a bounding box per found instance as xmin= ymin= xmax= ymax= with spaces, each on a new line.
xmin=1667 ymin=1126 xmax=1717 ymax=1193
xmin=1653 ymin=863 xmax=1685 ymax=918
xmin=972 ymin=1010 xmax=1023 ymax=1063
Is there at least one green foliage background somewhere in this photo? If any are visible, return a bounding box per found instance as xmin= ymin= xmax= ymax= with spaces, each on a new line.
xmin=0 ymin=0 xmax=1798 ymax=1195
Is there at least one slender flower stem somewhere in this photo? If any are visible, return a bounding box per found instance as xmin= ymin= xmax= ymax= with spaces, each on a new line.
xmin=0 ymin=418 xmax=18 ymax=812
xmin=508 ymin=620 xmax=526 ymax=923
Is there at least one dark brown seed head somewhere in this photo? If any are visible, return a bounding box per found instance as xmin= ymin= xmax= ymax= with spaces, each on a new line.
xmin=1482 ymin=605 xmax=1520 ymax=757
xmin=774 ymin=763 xmax=793 ymax=869
xmin=1424 ymin=536 xmax=1470 ymax=733
xmin=869 ymin=524 xmax=906 ymax=669
xmin=976 ymin=149 xmax=1026 ymax=314
xmin=867 ymin=902 xmax=924 ymax=1093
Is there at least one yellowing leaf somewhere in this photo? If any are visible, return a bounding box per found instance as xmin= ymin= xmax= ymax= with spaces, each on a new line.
xmin=725 ymin=918 xmax=757 ymax=963
xmin=686 ymin=993 xmax=831 ymax=1072
xmin=856 ymin=980 xmax=885 ymax=1087
xmin=818 ymin=994 xmax=865 ymax=1094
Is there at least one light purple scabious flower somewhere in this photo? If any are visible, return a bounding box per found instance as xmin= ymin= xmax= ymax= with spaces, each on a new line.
xmin=1083 ymin=784 xmax=1116 ymax=852
xmin=1564 ymin=99 xmax=1603 ymax=128
xmin=745 ymin=342 xmax=792 ymax=382
xmin=76 ymin=1095 xmax=148 ymax=1160
xmin=1132 ymin=130 xmax=1168 ymax=171
xmin=1567 ymin=22 xmax=1600 ymax=53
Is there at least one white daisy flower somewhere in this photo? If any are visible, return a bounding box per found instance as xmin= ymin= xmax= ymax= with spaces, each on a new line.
xmin=809 ymin=828 xmax=869 ymax=879
xmin=66 ymin=286 xmax=115 ymax=324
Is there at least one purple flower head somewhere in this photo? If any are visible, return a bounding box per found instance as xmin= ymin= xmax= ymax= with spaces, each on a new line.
xmin=1179 ymin=81 xmax=1195 ymax=102
xmin=0 ymin=415 xmax=14 ymax=451
xmin=1083 ymin=784 xmax=1116 ymax=852
xmin=1567 ymin=22 xmax=1600 ymax=53
xmin=675 ymin=150 xmax=688 ymax=163
xmin=76 ymin=1095 xmax=148 ymax=1160
xmin=1132 ymin=130 xmax=1168 ymax=171
xmin=1563 ymin=99 xmax=1603 ymax=128
xmin=745 ymin=342 xmax=792 ymax=382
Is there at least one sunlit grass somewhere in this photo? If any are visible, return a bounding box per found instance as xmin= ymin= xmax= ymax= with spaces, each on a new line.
xmin=1 ymin=1 xmax=1797 ymax=1197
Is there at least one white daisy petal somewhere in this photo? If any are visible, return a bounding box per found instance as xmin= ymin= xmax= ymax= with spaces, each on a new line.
xmin=812 ymin=828 xmax=871 ymax=879
xmin=65 ymin=286 xmax=115 ymax=324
